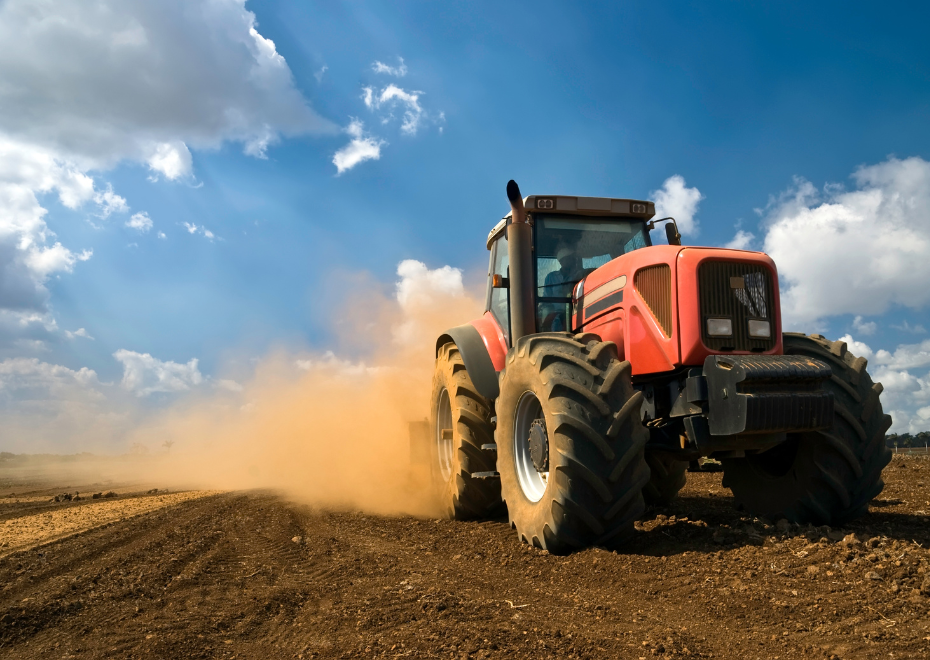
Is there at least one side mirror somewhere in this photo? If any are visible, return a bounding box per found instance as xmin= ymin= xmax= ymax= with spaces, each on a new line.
xmin=665 ymin=222 xmax=681 ymax=246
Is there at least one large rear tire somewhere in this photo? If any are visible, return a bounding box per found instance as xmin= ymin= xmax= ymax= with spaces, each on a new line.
xmin=429 ymin=343 xmax=502 ymax=519
xmin=721 ymin=333 xmax=892 ymax=525
xmin=643 ymin=452 xmax=687 ymax=505
xmin=497 ymin=332 xmax=650 ymax=554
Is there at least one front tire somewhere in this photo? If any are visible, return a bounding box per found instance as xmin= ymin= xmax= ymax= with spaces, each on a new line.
xmin=721 ymin=333 xmax=892 ymax=524
xmin=497 ymin=333 xmax=650 ymax=554
xmin=430 ymin=343 xmax=501 ymax=519
xmin=643 ymin=452 xmax=687 ymax=505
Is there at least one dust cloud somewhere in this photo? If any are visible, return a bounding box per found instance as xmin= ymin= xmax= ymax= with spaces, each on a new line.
xmin=123 ymin=260 xmax=486 ymax=516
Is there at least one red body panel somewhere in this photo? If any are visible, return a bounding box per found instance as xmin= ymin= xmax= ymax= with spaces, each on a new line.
xmin=468 ymin=246 xmax=783 ymax=378
xmin=471 ymin=311 xmax=509 ymax=372
xmin=576 ymin=246 xmax=682 ymax=375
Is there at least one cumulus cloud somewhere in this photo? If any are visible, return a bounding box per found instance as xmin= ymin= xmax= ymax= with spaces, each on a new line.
xmin=182 ymin=222 xmax=215 ymax=240
xmin=839 ymin=334 xmax=930 ymax=433
xmin=113 ymin=349 xmax=203 ymax=397
xmin=873 ymin=338 xmax=930 ymax=371
xmin=393 ymin=259 xmax=467 ymax=347
xmin=126 ymin=212 xmax=153 ymax=232
xmin=852 ymin=315 xmax=877 ymax=336
xmin=372 ymin=57 xmax=408 ymax=77
xmin=761 ymin=156 xmax=930 ymax=329
xmin=395 ymin=260 xmax=465 ymax=309
xmin=725 ymin=229 xmax=755 ymax=251
xmin=0 ymin=139 xmax=95 ymax=326
xmin=0 ymin=0 xmax=333 ymax=349
xmin=94 ymin=186 xmax=129 ymax=218
xmin=65 ymin=328 xmax=94 ymax=340
xmin=0 ymin=0 xmax=332 ymax=169
xmin=652 ymin=175 xmax=704 ymax=236
xmin=146 ymin=141 xmax=194 ymax=181
xmin=365 ymin=84 xmax=425 ymax=136
xmin=0 ymin=358 xmax=99 ymax=395
xmin=332 ymin=120 xmax=385 ymax=174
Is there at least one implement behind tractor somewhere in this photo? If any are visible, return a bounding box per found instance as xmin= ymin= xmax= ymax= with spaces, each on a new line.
xmin=417 ymin=180 xmax=892 ymax=554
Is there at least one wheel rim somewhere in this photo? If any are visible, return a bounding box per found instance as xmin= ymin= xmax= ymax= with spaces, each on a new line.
xmin=513 ymin=391 xmax=548 ymax=502
xmin=436 ymin=388 xmax=453 ymax=480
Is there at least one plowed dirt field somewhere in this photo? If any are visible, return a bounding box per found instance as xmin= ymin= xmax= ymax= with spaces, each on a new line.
xmin=2 ymin=455 xmax=930 ymax=659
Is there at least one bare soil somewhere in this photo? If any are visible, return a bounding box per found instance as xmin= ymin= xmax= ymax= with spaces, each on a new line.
xmin=2 ymin=455 xmax=930 ymax=659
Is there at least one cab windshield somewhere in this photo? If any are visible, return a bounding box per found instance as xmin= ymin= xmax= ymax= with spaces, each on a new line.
xmin=535 ymin=215 xmax=650 ymax=331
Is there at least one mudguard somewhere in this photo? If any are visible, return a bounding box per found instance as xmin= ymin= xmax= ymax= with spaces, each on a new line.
xmin=435 ymin=324 xmax=500 ymax=400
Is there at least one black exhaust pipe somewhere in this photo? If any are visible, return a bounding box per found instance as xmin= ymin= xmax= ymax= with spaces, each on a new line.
xmin=506 ymin=180 xmax=536 ymax=342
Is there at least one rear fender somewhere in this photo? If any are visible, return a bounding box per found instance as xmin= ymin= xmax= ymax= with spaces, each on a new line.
xmin=435 ymin=319 xmax=501 ymax=400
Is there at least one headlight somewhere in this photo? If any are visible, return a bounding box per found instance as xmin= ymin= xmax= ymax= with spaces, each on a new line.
xmin=706 ymin=318 xmax=733 ymax=337
xmin=748 ymin=320 xmax=771 ymax=338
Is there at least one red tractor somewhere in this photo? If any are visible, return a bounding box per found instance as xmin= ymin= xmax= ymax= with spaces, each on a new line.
xmin=424 ymin=180 xmax=891 ymax=553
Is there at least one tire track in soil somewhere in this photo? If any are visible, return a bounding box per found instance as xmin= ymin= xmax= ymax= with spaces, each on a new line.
xmin=1 ymin=460 xmax=930 ymax=658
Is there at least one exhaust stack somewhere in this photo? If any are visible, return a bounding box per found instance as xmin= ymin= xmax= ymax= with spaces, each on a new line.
xmin=506 ymin=180 xmax=536 ymax=342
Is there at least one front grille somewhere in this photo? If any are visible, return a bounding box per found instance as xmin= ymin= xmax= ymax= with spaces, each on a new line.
xmin=634 ymin=264 xmax=672 ymax=336
xmin=699 ymin=261 xmax=776 ymax=352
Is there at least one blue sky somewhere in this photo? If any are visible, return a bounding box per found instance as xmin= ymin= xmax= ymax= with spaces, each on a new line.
xmin=1 ymin=0 xmax=930 ymax=449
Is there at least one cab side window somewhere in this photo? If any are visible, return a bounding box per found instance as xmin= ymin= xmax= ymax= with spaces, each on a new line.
xmin=488 ymin=235 xmax=510 ymax=344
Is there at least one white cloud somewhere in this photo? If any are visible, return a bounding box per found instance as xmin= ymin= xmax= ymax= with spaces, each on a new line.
xmin=724 ymin=229 xmax=755 ymax=251
xmin=113 ymin=349 xmax=203 ymax=397
xmin=839 ymin=334 xmax=930 ymax=433
xmin=0 ymin=0 xmax=332 ymax=169
xmin=891 ymin=320 xmax=926 ymax=334
xmin=65 ymin=327 xmax=94 ymax=340
xmin=332 ymin=120 xmax=385 ymax=174
xmin=182 ymin=222 xmax=215 ymax=240
xmin=94 ymin=186 xmax=129 ymax=218
xmin=0 ymin=357 xmax=98 ymax=390
xmin=372 ymin=57 xmax=408 ymax=77
xmin=395 ymin=259 xmax=466 ymax=309
xmin=147 ymin=141 xmax=193 ymax=180
xmin=838 ymin=334 xmax=875 ymax=360
xmin=0 ymin=139 xmax=95 ymax=327
xmin=158 ymin=231 xmax=167 ymax=239
xmin=853 ymin=315 xmax=877 ymax=336
xmin=25 ymin=245 xmax=92 ymax=279
xmin=761 ymin=156 xmax=930 ymax=329
xmin=393 ymin=260 xmax=469 ymax=348
xmin=873 ymin=338 xmax=930 ymax=371
xmin=314 ymin=65 xmax=328 ymax=84
xmin=365 ymin=84 xmax=425 ymax=136
xmin=126 ymin=212 xmax=153 ymax=232
xmin=651 ymin=175 xmax=704 ymax=236
xmin=0 ymin=0 xmax=333 ymax=350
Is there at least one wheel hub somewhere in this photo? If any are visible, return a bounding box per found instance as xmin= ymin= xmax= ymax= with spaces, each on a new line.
xmin=528 ymin=418 xmax=549 ymax=472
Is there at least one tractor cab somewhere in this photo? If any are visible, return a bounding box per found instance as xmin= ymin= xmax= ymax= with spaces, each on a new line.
xmin=485 ymin=195 xmax=658 ymax=342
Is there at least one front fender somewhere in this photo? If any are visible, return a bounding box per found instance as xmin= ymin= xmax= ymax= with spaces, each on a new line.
xmin=435 ymin=323 xmax=500 ymax=400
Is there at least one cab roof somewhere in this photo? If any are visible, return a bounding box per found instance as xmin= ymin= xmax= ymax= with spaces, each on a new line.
xmin=486 ymin=194 xmax=656 ymax=248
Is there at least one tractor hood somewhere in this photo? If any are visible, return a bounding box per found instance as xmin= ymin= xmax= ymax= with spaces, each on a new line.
xmin=574 ymin=245 xmax=783 ymax=373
